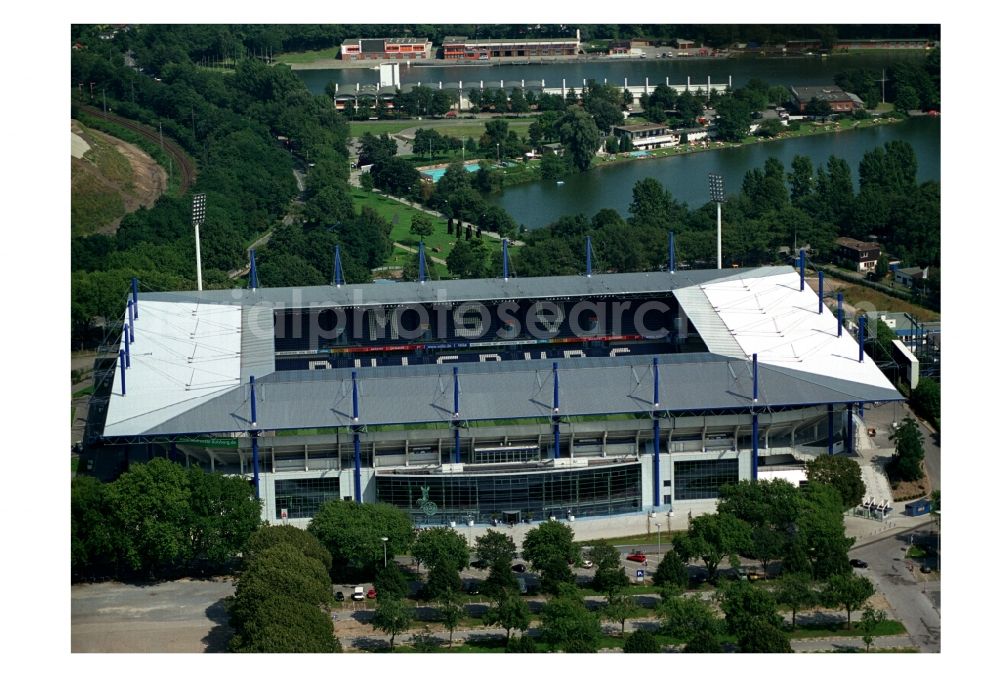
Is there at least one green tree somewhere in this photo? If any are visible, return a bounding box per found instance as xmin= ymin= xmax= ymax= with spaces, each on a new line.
xmin=859 ymin=604 xmax=888 ymax=652
xmin=446 ymin=237 xmax=491 ymax=279
xmin=795 ymin=482 xmax=854 ymax=579
xmin=590 ymin=540 xmax=629 ymax=594
xmin=894 ymin=84 xmax=919 ymax=113
xmin=539 ymin=584 xmax=601 ymax=652
xmin=483 ymin=589 xmax=532 ymax=643
xmin=187 ymin=467 xmax=260 ymax=569
xmin=557 ymin=108 xmax=601 ymax=172
xmin=604 ymin=134 xmax=620 ymax=154
xmin=737 ymin=617 xmax=793 ymax=653
xmin=307 ymin=501 xmax=415 ymax=578
xmin=410 ymin=528 xmax=469 ymax=570
xmin=522 ymin=520 xmax=580 ymax=594
xmin=425 ymin=561 xmax=463 ymax=601
xmin=71 ymin=475 xmax=121 ymax=577
xmin=436 ymin=589 xmax=466 ymax=647
xmin=106 ymin=458 xmax=194 ymax=576
xmin=659 ymin=595 xmax=722 ymax=642
xmin=756 ymin=118 xmax=784 ymax=138
xmin=788 ymin=155 xmax=814 ymax=204
xmin=910 ymin=379 xmax=940 ymax=429
xmin=675 ymin=90 xmax=704 ymax=127
xmin=230 ymin=596 xmax=341 ymax=653
xmin=359 ymin=172 xmax=374 ymax=192
xmin=375 ymin=561 xmax=410 ymax=600
xmin=540 ymin=151 xmax=570 ymax=180
xmin=888 ymin=417 xmax=925 ymax=482
xmin=505 ymin=635 xmax=538 ymax=652
xmin=823 ymin=573 xmax=875 ymax=628
xmin=244 ymin=525 xmax=331 ymax=570
xmin=371 ymin=595 xmax=414 ymax=650
xmin=683 ymin=629 xmax=724 ymax=653
xmin=623 ymin=628 xmax=660 ymax=653
xmin=714 ymin=96 xmax=753 ymax=141
xmin=719 ymin=580 xmax=785 ymax=649
xmin=774 ymin=572 xmax=816 ymax=628
xmin=806 ymin=455 xmax=865 ymax=510
xmin=653 ymin=550 xmax=689 ymax=589
xmin=603 ymin=591 xmax=637 ymax=635
xmin=229 ymin=544 xmax=334 ymax=644
xmin=476 ymin=529 xmax=519 ymax=598
xmin=672 ymin=513 xmax=751 ymax=582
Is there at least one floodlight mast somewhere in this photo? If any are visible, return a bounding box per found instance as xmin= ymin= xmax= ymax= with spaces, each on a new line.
xmin=191 ymin=194 xmax=207 ymax=291
xmin=708 ymin=174 xmax=725 ymax=270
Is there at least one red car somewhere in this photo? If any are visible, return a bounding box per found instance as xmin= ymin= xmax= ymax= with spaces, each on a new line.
xmin=366 ymin=587 xmax=377 ymax=599
xmin=625 ymin=552 xmax=647 ymax=563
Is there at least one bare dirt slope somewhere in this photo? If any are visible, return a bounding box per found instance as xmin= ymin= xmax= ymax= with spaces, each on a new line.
xmin=71 ymin=120 xmax=167 ymax=237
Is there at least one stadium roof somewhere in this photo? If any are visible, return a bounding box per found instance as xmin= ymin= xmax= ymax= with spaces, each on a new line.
xmin=100 ymin=267 xmax=902 ymax=438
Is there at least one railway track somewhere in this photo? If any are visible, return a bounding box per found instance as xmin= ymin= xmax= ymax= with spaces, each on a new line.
xmin=77 ymin=104 xmax=197 ymax=195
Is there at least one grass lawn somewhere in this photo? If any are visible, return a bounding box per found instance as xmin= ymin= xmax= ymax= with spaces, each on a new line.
xmin=348 ymin=119 xmax=534 ymax=141
xmin=275 ymin=46 xmax=340 ymax=64
xmin=906 ymin=545 xmax=928 ymax=559
xmin=788 ymin=619 xmax=906 ymax=638
xmin=578 ymin=531 xmax=682 ymax=548
xmin=831 ymin=279 xmax=940 ymax=322
xmin=71 ymin=456 xmax=79 ymax=475
xmin=351 ymin=187 xmax=503 ymax=258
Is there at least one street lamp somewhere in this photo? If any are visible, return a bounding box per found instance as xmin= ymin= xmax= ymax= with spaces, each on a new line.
xmin=708 ymin=173 xmax=726 ymax=270
xmin=191 ymin=193 xmax=206 ymax=291
xmin=381 ymin=536 xmax=389 ymax=568
xmin=496 ymin=142 xmax=500 ymax=164
xmin=655 ymin=523 xmax=661 ymax=559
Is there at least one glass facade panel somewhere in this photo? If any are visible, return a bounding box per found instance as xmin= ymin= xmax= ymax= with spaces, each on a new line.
xmin=673 ymin=459 xmax=739 ymax=501
xmin=274 ymin=477 xmax=341 ymax=519
xmin=375 ymin=464 xmax=642 ymax=524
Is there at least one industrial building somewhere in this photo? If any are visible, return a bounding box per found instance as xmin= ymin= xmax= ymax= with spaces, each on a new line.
xmin=340 ymin=37 xmax=433 ymax=61
xmin=81 ymin=252 xmax=901 ymax=528
xmin=441 ymin=33 xmax=580 ymax=61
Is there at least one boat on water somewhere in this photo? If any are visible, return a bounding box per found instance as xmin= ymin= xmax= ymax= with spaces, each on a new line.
xmin=556 ymin=180 xmax=565 ymax=185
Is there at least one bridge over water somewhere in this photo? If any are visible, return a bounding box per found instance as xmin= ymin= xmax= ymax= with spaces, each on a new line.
xmin=331 ymin=75 xmax=732 ymax=111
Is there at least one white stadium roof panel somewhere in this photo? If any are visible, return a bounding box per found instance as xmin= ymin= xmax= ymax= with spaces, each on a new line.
xmin=103 ymin=301 xmax=243 ymax=437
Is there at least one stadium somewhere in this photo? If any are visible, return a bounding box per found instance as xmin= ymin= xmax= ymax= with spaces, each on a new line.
xmin=81 ymin=248 xmax=902 ymax=536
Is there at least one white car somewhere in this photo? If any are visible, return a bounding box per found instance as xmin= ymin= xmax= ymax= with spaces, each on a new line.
xmin=581 ymin=560 xmax=594 ymax=569
xmin=351 ymin=586 xmax=365 ymax=601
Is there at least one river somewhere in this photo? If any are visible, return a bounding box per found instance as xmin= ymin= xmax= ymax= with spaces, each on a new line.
xmin=296 ymin=52 xmax=928 ymax=92
xmin=294 ymin=53 xmax=939 ymax=229
xmin=490 ymin=116 xmax=939 ymax=229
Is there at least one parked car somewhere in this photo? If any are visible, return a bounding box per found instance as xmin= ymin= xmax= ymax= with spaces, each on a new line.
xmin=581 ymin=559 xmax=594 ymax=569
xmin=334 ymin=591 xmax=345 ymax=602
xmin=747 ymin=570 xmax=767 ymax=582
xmin=850 ymin=559 xmax=869 ymax=569
xmin=464 ymin=581 xmax=480 ymax=595
xmin=728 ymin=567 xmax=748 ymax=581
xmin=351 ymin=586 xmax=365 ymax=601
xmin=511 ymin=563 xmax=527 ymax=573
xmin=625 ymin=552 xmax=647 ymax=563
xmin=366 ymin=587 xmax=378 ymax=599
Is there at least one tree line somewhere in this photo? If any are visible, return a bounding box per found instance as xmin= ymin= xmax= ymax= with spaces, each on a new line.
xmin=72 ymin=458 xmax=260 ymax=580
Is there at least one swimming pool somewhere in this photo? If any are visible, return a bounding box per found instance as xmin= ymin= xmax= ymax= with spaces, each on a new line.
xmin=629 ymin=150 xmax=650 ymax=158
xmin=421 ymin=163 xmax=481 ymax=182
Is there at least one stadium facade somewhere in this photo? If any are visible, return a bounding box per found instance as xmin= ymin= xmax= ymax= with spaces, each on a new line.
xmin=83 ymin=260 xmax=902 ymax=529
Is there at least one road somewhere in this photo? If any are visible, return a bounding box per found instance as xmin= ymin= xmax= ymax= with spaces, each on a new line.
xmin=850 ymin=524 xmax=940 ymax=652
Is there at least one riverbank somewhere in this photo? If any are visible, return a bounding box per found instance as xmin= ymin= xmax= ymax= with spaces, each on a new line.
xmin=283 ymin=52 xmax=734 ymax=71
xmin=590 ymin=115 xmax=905 ymax=169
